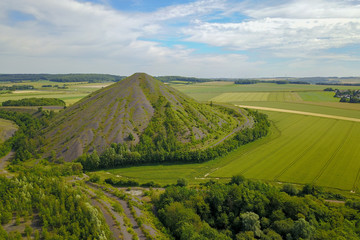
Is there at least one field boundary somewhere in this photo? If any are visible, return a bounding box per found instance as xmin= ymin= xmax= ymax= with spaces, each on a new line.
xmin=236 ymin=105 xmax=360 ymax=122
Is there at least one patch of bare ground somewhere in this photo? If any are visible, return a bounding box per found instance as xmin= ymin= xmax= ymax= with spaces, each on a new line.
xmin=0 ymin=150 xmax=14 ymax=176
xmin=86 ymin=183 xmax=147 ymax=240
xmin=324 ymin=200 xmax=345 ymax=204
xmin=235 ymin=105 xmax=360 ymax=123
xmin=3 ymin=213 xmax=42 ymax=238
xmin=83 ymin=187 xmax=128 ymax=240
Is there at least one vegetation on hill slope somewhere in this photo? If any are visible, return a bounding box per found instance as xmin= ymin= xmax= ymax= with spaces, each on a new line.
xmin=43 ymin=73 xmax=248 ymax=162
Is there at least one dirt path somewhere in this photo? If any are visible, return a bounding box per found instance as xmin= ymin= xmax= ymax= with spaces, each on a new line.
xmin=0 ymin=150 xmax=14 ymax=175
xmin=324 ymin=199 xmax=345 ymax=204
xmin=84 ymin=189 xmax=124 ymax=240
xmin=86 ymin=183 xmax=147 ymax=240
xmin=236 ymin=105 xmax=360 ymax=123
xmin=211 ymin=107 xmax=254 ymax=148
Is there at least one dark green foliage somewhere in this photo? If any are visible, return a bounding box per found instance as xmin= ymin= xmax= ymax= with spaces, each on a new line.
xmin=155 ymin=177 xmax=360 ymax=239
xmin=177 ymin=178 xmax=188 ymax=187
xmin=105 ymin=177 xmax=140 ymax=187
xmin=2 ymin=97 xmax=65 ymax=106
xmin=155 ymin=76 xmax=213 ymax=83
xmin=0 ymin=164 xmax=111 ymax=239
xmin=0 ymin=110 xmax=53 ymax=161
xmin=0 ymin=85 xmax=34 ymax=91
xmin=77 ymin=110 xmax=270 ymax=170
xmin=281 ymin=184 xmax=298 ymax=196
xmin=323 ymin=87 xmax=334 ymax=91
xmin=334 ymin=89 xmax=360 ymax=103
xmin=234 ymin=79 xmax=259 ymax=84
xmin=89 ymin=174 xmax=100 ymax=183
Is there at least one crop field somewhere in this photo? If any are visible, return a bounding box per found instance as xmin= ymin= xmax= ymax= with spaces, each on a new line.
xmin=211 ymin=92 xmax=302 ymax=102
xmin=0 ymin=80 xmax=112 ymax=106
xmin=97 ymin=111 xmax=360 ymax=191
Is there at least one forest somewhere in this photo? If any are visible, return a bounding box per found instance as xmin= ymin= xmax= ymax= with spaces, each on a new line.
xmin=155 ymin=176 xmax=360 ymax=240
xmin=0 ymin=164 xmax=112 ymax=240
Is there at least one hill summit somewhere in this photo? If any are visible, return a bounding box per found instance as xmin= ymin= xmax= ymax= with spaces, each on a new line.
xmin=43 ymin=73 xmax=243 ymax=161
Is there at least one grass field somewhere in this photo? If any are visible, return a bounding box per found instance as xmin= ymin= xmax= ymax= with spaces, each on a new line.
xmin=95 ymin=111 xmax=360 ymax=191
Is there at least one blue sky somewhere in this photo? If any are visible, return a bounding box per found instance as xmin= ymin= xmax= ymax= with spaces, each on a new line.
xmin=1 ymin=0 xmax=360 ymax=77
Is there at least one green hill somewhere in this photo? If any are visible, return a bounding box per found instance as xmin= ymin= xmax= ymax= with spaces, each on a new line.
xmin=42 ymin=73 xmax=247 ymax=162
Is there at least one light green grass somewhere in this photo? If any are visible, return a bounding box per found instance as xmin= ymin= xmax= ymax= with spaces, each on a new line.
xmin=211 ymin=92 xmax=302 ymax=102
xmin=298 ymin=91 xmax=339 ymax=102
xmin=95 ymin=111 xmax=360 ymax=191
xmin=229 ymin=101 xmax=360 ymax=119
xmin=211 ymin=111 xmax=360 ymax=191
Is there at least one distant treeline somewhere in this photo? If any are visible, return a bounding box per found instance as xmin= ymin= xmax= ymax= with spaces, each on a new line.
xmin=316 ymin=82 xmax=360 ymax=86
xmin=0 ymin=85 xmax=34 ymax=91
xmin=156 ymin=76 xmax=214 ymax=83
xmin=234 ymin=79 xmax=310 ymax=85
xmin=2 ymin=98 xmax=66 ymax=107
xmin=76 ymin=109 xmax=270 ymax=170
xmin=0 ymin=74 xmax=126 ymax=83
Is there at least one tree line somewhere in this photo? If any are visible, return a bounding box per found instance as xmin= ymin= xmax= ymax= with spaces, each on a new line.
xmin=2 ymin=98 xmax=66 ymax=107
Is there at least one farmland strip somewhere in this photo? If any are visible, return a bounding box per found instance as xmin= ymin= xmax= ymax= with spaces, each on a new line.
xmin=235 ymin=105 xmax=360 ymax=122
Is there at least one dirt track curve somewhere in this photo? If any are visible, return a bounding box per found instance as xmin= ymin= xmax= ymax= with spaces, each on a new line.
xmin=236 ymin=105 xmax=360 ymax=123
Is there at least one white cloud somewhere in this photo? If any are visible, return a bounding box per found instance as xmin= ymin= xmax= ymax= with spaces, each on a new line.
xmin=184 ymin=18 xmax=360 ymax=51
xmin=0 ymin=0 xmax=359 ymax=77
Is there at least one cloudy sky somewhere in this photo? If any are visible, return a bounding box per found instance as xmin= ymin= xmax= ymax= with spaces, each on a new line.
xmin=1 ymin=0 xmax=360 ymax=77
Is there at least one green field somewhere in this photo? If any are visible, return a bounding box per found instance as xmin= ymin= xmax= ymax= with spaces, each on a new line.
xmin=93 ymin=81 xmax=360 ymax=191
xmin=94 ymin=111 xmax=360 ymax=191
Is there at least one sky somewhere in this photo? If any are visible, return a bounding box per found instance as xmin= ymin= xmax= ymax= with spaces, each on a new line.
xmin=1 ymin=0 xmax=360 ymax=77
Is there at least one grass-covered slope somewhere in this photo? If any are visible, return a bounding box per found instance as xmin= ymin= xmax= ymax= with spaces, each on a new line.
xmin=43 ymin=73 xmax=243 ymax=161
